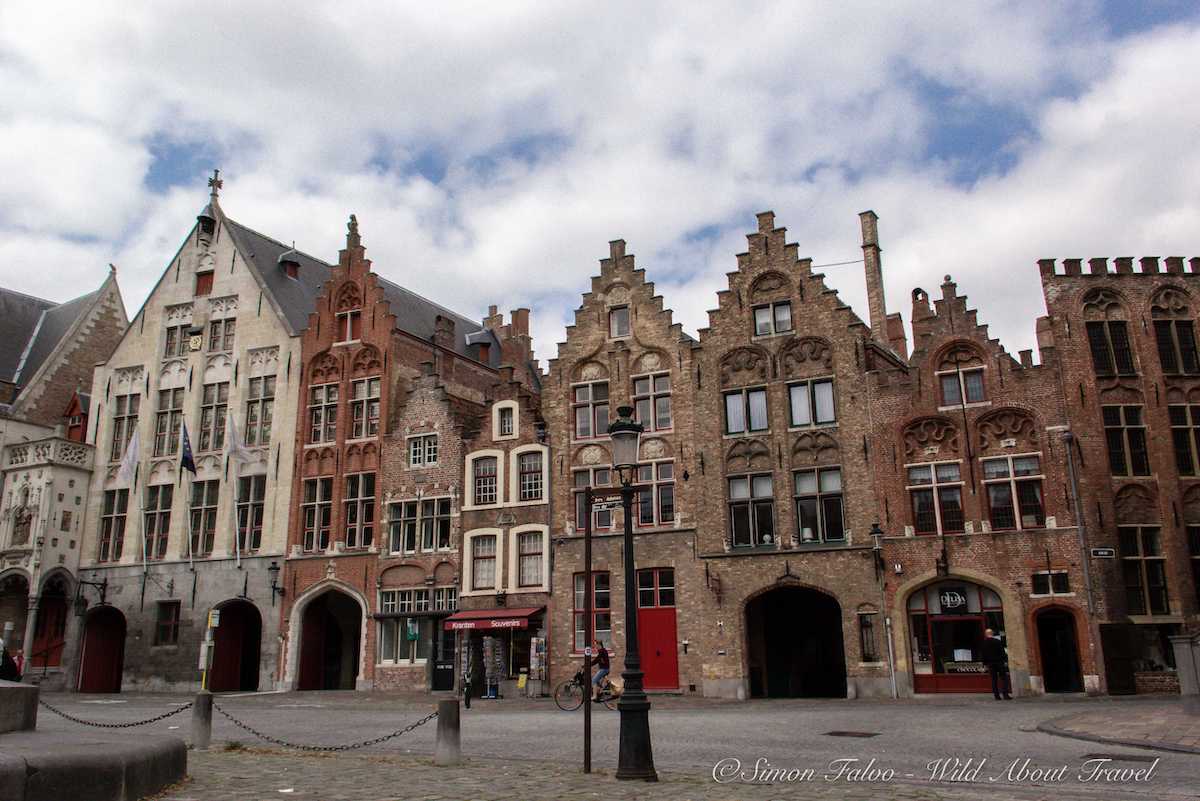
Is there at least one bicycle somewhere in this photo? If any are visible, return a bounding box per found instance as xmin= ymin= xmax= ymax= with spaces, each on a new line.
xmin=554 ymin=668 xmax=618 ymax=710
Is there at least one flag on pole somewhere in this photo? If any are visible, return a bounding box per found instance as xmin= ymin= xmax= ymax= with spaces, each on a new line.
xmin=225 ymin=414 xmax=253 ymax=464
xmin=117 ymin=427 xmax=140 ymax=484
xmin=180 ymin=422 xmax=197 ymax=475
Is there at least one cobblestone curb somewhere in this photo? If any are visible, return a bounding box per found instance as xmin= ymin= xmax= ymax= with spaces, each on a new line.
xmin=1036 ymin=716 xmax=1200 ymax=756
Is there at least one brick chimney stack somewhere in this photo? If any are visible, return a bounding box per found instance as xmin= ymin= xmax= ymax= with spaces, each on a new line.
xmin=860 ymin=210 xmax=888 ymax=344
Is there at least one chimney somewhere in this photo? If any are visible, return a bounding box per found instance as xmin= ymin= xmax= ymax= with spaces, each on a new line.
xmin=510 ymin=308 xmax=530 ymax=338
xmin=859 ymin=210 xmax=887 ymax=343
xmin=483 ymin=305 xmax=503 ymax=331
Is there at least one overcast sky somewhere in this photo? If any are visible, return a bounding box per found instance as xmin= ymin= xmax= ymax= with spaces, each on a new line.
xmin=2 ymin=1 xmax=1198 ymax=363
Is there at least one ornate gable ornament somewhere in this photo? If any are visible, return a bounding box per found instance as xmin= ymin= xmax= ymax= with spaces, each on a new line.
xmin=976 ymin=407 xmax=1038 ymax=450
xmin=720 ymin=346 xmax=770 ymax=387
xmin=902 ymin=416 xmax=959 ymax=461
xmin=780 ymin=336 xmax=832 ymax=377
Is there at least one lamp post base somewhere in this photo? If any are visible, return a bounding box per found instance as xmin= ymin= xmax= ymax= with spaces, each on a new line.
xmin=615 ymin=669 xmax=658 ymax=782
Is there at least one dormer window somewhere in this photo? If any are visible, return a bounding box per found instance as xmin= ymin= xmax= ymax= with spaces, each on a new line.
xmin=336 ymin=310 xmax=362 ymax=343
xmin=939 ymin=368 xmax=985 ymax=406
xmin=609 ymin=306 xmax=630 ymax=338
xmin=499 ymin=407 xmax=514 ymax=436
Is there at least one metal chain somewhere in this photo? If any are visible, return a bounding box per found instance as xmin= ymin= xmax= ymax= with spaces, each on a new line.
xmin=212 ymin=703 xmax=438 ymax=752
xmin=39 ymin=698 xmax=193 ymax=728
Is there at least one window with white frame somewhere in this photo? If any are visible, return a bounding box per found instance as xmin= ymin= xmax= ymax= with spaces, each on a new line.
xmin=198 ymin=382 xmax=229 ymax=451
xmin=728 ymin=474 xmax=775 ymax=547
xmin=939 ymin=367 xmax=985 ymax=406
xmin=635 ymin=462 xmax=675 ymax=527
xmin=982 ymin=454 xmax=1044 ymax=530
xmin=336 ymin=309 xmax=362 ymax=342
xmin=794 ymin=467 xmax=844 ymax=543
xmin=518 ymin=451 xmax=544 ymax=501
xmin=308 ymin=384 xmax=338 ymax=443
xmin=153 ymin=388 xmax=184 ymax=456
xmin=609 ymin=306 xmax=630 ymax=338
xmin=245 ymin=376 xmax=275 ymax=446
xmin=378 ymin=614 xmax=431 ymax=664
xmin=343 ymin=473 xmax=375 ymax=549
xmin=753 ymin=301 xmax=792 ymax=336
xmin=387 ymin=498 xmax=451 ymax=553
xmin=99 ymin=488 xmax=128 ymax=562
xmin=421 ymin=498 xmax=452 ymax=550
xmin=350 ymin=378 xmax=381 ymax=439
xmin=517 ymin=530 xmax=543 ymax=587
xmin=573 ymin=382 xmax=609 ymax=439
xmin=408 ymin=434 xmax=438 ymax=467
xmin=110 ymin=393 xmax=139 ymax=462
xmin=473 ymin=456 xmax=498 ymax=505
xmin=1031 ymin=571 xmax=1071 ymax=596
xmin=144 ymin=484 xmax=172 ymax=560
xmin=907 ymin=462 xmax=964 ymax=535
xmin=302 ymin=477 xmax=333 ymax=552
xmin=471 ymin=534 xmax=497 ymax=589
xmin=433 ymin=586 xmax=458 ymax=611
xmin=633 ymin=373 xmax=671 ymax=431
xmin=573 ymin=467 xmax=612 ymax=530
xmin=724 ymin=387 xmax=768 ymax=434
xmin=499 ymin=406 xmax=514 ymax=437
xmin=788 ymin=379 xmax=835 ymax=427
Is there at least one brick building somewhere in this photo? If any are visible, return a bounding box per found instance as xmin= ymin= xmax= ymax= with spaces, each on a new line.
xmin=277 ymin=217 xmax=538 ymax=692
xmin=1037 ymin=256 xmax=1200 ymax=694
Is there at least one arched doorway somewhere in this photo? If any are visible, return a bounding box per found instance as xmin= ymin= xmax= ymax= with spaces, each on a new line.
xmin=78 ymin=606 xmax=126 ymax=693
xmin=1037 ymin=608 xmax=1083 ymax=693
xmin=31 ymin=576 xmax=69 ymax=668
xmin=297 ymin=590 xmax=361 ymax=690
xmin=907 ymin=579 xmax=1004 ymax=693
xmin=0 ymin=573 xmax=30 ymax=652
xmin=745 ymin=585 xmax=846 ymax=698
xmin=209 ymin=599 xmax=262 ymax=692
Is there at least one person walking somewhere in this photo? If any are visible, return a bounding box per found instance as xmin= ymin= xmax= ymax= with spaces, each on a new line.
xmin=13 ymin=648 xmax=24 ymax=678
xmin=982 ymin=628 xmax=1012 ymax=700
xmin=0 ymin=641 xmax=19 ymax=682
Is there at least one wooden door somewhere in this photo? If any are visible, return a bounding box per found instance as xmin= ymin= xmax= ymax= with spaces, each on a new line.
xmin=31 ymin=595 xmax=68 ymax=667
xmin=78 ymin=607 xmax=125 ymax=693
xmin=636 ymin=568 xmax=679 ymax=689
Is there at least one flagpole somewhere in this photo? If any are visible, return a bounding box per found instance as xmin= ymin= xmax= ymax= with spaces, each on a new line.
xmin=137 ymin=463 xmax=147 ymax=573
xmin=232 ymin=458 xmax=242 ymax=569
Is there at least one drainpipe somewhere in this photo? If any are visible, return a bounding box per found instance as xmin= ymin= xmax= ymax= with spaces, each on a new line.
xmin=1062 ymin=429 xmax=1101 ymax=692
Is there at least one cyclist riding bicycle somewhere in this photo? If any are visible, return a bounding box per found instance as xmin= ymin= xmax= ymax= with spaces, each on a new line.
xmin=591 ymin=639 xmax=610 ymax=701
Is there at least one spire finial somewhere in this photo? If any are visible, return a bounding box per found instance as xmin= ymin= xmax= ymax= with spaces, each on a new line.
xmin=347 ymin=213 xmax=360 ymax=248
xmin=208 ymin=168 xmax=223 ymax=199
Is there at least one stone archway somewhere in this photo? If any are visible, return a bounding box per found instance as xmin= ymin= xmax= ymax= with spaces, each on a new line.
xmin=0 ymin=572 xmax=30 ymax=653
xmin=744 ymin=585 xmax=846 ymax=698
xmin=296 ymin=589 xmax=363 ymax=691
xmin=209 ymin=599 xmax=263 ymax=692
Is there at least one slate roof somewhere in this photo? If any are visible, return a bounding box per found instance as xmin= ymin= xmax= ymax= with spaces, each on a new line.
xmin=0 ymin=285 xmax=104 ymax=394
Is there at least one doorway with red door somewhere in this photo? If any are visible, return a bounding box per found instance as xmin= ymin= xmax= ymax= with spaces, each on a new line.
xmin=209 ymin=599 xmax=262 ymax=692
xmin=31 ymin=575 xmax=69 ymax=669
xmin=78 ymin=605 xmax=126 ymax=693
xmin=636 ymin=567 xmax=679 ymax=690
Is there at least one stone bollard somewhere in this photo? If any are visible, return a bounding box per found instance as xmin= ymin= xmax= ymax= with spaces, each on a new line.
xmin=433 ymin=699 xmax=461 ymax=766
xmin=192 ymin=690 xmax=213 ymax=750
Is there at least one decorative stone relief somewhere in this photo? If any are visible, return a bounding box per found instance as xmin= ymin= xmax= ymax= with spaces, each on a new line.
xmin=1114 ymin=484 xmax=1157 ymax=525
xmin=53 ymin=443 xmax=89 ymax=467
xmin=635 ymin=351 xmax=662 ymax=373
xmin=310 ymin=352 xmax=341 ymax=383
xmin=164 ymin=303 xmax=193 ymax=324
xmin=725 ymin=439 xmax=770 ymax=472
xmin=352 ymin=344 xmax=382 ymax=375
xmin=902 ymin=417 xmax=959 ymax=461
xmin=719 ymin=347 xmax=770 ymax=387
xmin=248 ymin=347 xmax=280 ymax=375
xmin=791 ymin=431 xmax=839 ymax=465
xmin=578 ymin=445 xmax=605 ymax=465
xmin=640 ymin=438 xmax=668 ymax=460
xmin=779 ymin=337 xmax=832 ymax=376
xmin=937 ymin=342 xmax=984 ymax=370
xmin=1151 ymin=285 xmax=1191 ymax=318
xmin=749 ymin=271 xmax=791 ymax=301
xmin=976 ymin=408 xmax=1037 ymax=450
xmin=208 ymin=295 xmax=239 ymax=318
xmin=114 ymin=366 xmax=144 ymax=389
xmin=336 ymin=281 xmax=362 ymax=312
xmin=605 ymin=285 xmax=630 ymax=307
xmin=159 ymin=359 xmax=187 ymax=387
xmin=578 ymin=361 xmax=607 ymax=381
xmin=1081 ymin=287 xmax=1126 ymax=320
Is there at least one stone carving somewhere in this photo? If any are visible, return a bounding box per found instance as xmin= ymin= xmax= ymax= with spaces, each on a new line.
xmin=335 ymin=281 xmax=362 ymax=312
xmin=159 ymin=359 xmax=187 ymax=387
xmin=780 ymin=336 xmax=832 ymax=376
xmin=114 ymin=366 xmax=144 ymax=388
xmin=725 ymin=439 xmax=770 ymax=472
xmin=636 ymin=351 xmax=662 ymax=373
xmin=1081 ymin=287 xmax=1126 ymax=319
xmin=579 ymin=361 xmax=607 ymax=381
xmin=54 ymin=443 xmax=89 ymax=467
xmin=791 ymin=431 xmax=839 ymax=465
xmin=641 ymin=438 xmax=668 ymax=460
xmin=719 ymin=346 xmax=770 ymax=387
xmin=937 ymin=342 xmax=984 ymax=370
xmin=749 ymin=271 xmax=791 ymax=300
xmin=1114 ymin=484 xmax=1157 ymax=525
xmin=164 ymin=303 xmax=193 ymax=324
xmin=204 ymin=353 xmax=232 ymax=380
xmin=208 ymin=295 xmax=239 ymax=317
xmin=605 ymin=285 xmax=630 ymax=306
xmin=1150 ymin=285 xmax=1191 ymax=318
xmin=578 ymin=445 xmax=605 ymax=465
xmin=976 ymin=408 xmax=1037 ymax=450
xmin=902 ymin=417 xmax=959 ymax=460
xmin=248 ymin=347 xmax=280 ymax=374
xmin=310 ymin=352 xmax=341 ymax=383
xmin=352 ymin=344 xmax=382 ymax=375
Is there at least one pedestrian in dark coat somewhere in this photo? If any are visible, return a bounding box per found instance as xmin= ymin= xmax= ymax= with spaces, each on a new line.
xmin=982 ymin=628 xmax=1012 ymax=700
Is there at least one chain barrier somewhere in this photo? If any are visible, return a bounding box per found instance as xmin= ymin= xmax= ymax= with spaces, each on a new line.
xmin=38 ymin=698 xmax=193 ymax=729
xmin=212 ymin=703 xmax=438 ymax=752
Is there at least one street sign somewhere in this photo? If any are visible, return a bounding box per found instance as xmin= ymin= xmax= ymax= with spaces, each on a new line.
xmin=208 ymin=609 xmax=221 ymax=628
xmin=1090 ymin=547 xmax=1116 ymax=558
xmin=592 ymin=500 xmax=622 ymax=512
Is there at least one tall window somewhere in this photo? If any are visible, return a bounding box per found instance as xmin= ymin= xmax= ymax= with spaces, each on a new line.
xmin=473 ymin=456 xmax=498 ymax=505
xmin=794 ymin=467 xmax=844 ymax=543
xmin=208 ymin=318 xmax=236 ymax=352
xmin=245 ymin=376 xmax=275 ymax=446
xmin=728 ymin=474 xmax=775 ymax=547
xmin=198 ymin=382 xmax=229 ymax=451
xmin=1169 ymin=404 xmax=1200 ymax=476
xmin=753 ymin=301 xmax=792 ymax=336
xmin=907 ymin=463 xmax=964 ymax=535
xmin=982 ymin=455 xmax=1045 ymax=530
xmin=1103 ymin=405 xmax=1150 ymax=476
xmin=302 ymin=477 xmax=333 ymax=552
xmin=574 ymin=467 xmax=612 ymax=530
xmin=788 ymin=379 xmax=835 ymax=427
xmin=350 ymin=378 xmax=381 ymax=438
xmin=724 ymin=387 xmax=768 ymax=434
xmin=237 ymin=475 xmax=265 ymax=552
xmin=343 ymin=473 xmax=375 ymax=549
xmin=154 ymin=601 xmax=181 ymax=646
xmin=1086 ymin=320 xmax=1136 ymax=377
xmin=189 ymin=480 xmax=219 ymax=556
xmin=420 ymin=498 xmax=452 ymax=550
xmin=517 ymin=530 xmax=543 ymax=587
xmin=573 ymin=572 xmax=611 ymax=650
xmin=98 ymin=488 xmax=128 ymax=562
xmin=518 ymin=451 xmax=544 ymax=501
xmin=1119 ymin=526 xmax=1169 ymax=615
xmin=408 ymin=434 xmax=438 ymax=467
xmin=499 ymin=406 xmax=514 ymax=436
xmin=858 ymin=613 xmax=879 ymax=662
xmin=1154 ymin=319 xmax=1200 ymax=375
xmin=1188 ymin=526 xmax=1200 ymax=605
xmin=308 ymin=384 xmax=338 ymax=443
xmin=388 ymin=499 xmax=450 ymax=553
xmin=471 ymin=535 xmax=497 ymax=589
xmin=609 ymin=306 xmax=630 ymax=338
xmin=163 ymin=325 xmax=189 ymax=359
xmin=336 ymin=309 xmax=362 ymax=342
xmin=110 ymin=394 xmax=139 ymax=462
xmin=939 ymin=368 xmax=985 ymax=406
xmin=573 ymin=382 xmax=609 ymax=439
xmin=144 ymin=484 xmax=172 ymax=560
xmin=633 ymin=374 xmax=672 ymax=431
xmin=636 ymin=462 xmax=675 ymax=526
xmin=153 ymin=388 xmax=184 ymax=456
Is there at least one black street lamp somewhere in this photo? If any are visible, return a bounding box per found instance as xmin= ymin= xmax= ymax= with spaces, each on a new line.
xmin=268 ymin=561 xmax=286 ymax=607
xmin=608 ymin=406 xmax=657 ymax=782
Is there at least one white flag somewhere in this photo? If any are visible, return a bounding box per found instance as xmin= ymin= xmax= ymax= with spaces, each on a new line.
xmin=117 ymin=427 xmax=140 ymax=484
xmin=226 ymin=414 xmax=253 ymax=464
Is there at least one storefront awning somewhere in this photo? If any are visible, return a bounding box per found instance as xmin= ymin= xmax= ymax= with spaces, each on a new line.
xmin=442 ymin=606 xmax=543 ymax=631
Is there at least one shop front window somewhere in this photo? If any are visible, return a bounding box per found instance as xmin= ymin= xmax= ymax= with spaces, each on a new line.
xmin=907 ymin=580 xmax=1004 ymax=693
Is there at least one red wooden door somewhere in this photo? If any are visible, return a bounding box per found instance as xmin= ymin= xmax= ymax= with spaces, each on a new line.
xmin=78 ymin=607 xmax=125 ymax=693
xmin=31 ymin=595 xmax=68 ymax=667
xmin=636 ymin=568 xmax=679 ymax=690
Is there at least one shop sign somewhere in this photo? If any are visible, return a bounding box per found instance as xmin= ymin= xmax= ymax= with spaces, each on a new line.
xmin=938 ymin=587 xmax=968 ymax=611
xmin=944 ymin=661 xmax=987 ymax=674
xmin=446 ymin=617 xmax=528 ymax=630
xmin=1090 ymin=547 xmax=1116 ymax=559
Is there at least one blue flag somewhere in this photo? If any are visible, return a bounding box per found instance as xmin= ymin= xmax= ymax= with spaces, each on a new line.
xmin=180 ymin=421 xmax=197 ymax=475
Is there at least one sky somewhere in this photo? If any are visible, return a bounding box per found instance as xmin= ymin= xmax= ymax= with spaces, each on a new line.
xmin=2 ymin=1 xmax=1199 ymax=364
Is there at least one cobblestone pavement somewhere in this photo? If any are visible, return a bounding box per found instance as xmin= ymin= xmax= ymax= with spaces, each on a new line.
xmin=1039 ymin=701 xmax=1200 ymax=754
